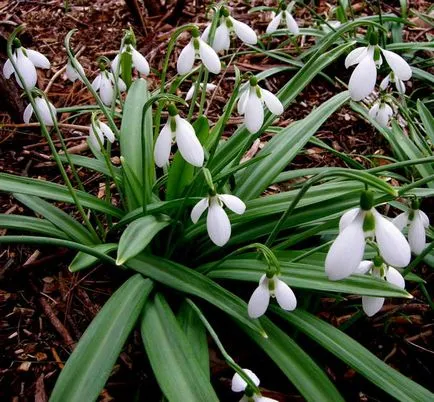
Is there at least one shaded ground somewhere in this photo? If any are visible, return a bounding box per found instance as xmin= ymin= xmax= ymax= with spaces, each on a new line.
xmin=0 ymin=0 xmax=433 ymax=400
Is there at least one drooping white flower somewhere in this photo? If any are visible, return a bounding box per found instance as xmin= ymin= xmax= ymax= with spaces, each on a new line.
xmin=380 ymin=73 xmax=406 ymax=94
xmin=325 ymin=191 xmax=411 ymax=281
xmin=238 ymin=78 xmax=283 ymax=133
xmin=191 ymin=193 xmax=246 ymax=246
xmin=3 ymin=45 xmax=50 ymax=90
xmin=368 ymin=101 xmax=393 ymax=128
xmin=393 ymin=207 xmax=429 ymax=255
xmin=185 ymin=83 xmax=216 ymax=101
xmin=92 ymin=70 xmax=126 ymax=106
xmin=154 ymin=106 xmax=204 ymax=167
xmin=88 ymin=119 xmax=116 ymax=151
xmin=232 ymin=369 xmax=277 ymax=402
xmin=111 ymin=43 xmax=150 ymax=76
xmin=23 ymin=96 xmax=56 ymax=126
xmin=65 ymin=60 xmax=85 ymax=82
xmin=202 ymin=8 xmax=257 ymax=52
xmin=248 ymin=274 xmax=296 ymax=318
xmin=177 ymin=29 xmax=221 ymax=75
xmin=266 ymin=4 xmax=299 ymax=35
xmin=345 ymin=44 xmax=412 ymax=101
xmin=355 ymin=260 xmax=406 ymax=317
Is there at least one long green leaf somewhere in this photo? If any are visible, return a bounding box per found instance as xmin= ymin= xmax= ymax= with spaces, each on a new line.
xmin=0 ymin=214 xmax=68 ymax=239
xmin=69 ymin=243 xmax=118 ymax=272
xmin=50 ymin=275 xmax=153 ymax=402
xmin=58 ymin=154 xmax=122 ymax=181
xmin=276 ymin=309 xmax=434 ymax=402
xmin=141 ymin=293 xmax=218 ymax=401
xmin=417 ymin=100 xmax=434 ymax=144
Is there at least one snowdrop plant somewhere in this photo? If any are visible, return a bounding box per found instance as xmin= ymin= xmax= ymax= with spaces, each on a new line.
xmin=232 ymin=369 xmax=277 ymax=402
xmin=369 ymin=100 xmax=393 ymax=127
xmin=238 ymin=77 xmax=283 ymax=133
xmin=92 ymin=67 xmax=127 ymax=106
xmin=65 ymin=60 xmax=85 ymax=82
xmin=380 ymin=72 xmax=406 ymax=94
xmin=266 ymin=1 xmax=299 ymax=35
xmin=111 ymin=38 xmax=150 ymax=78
xmin=185 ymin=82 xmax=216 ymax=101
xmin=23 ymin=94 xmax=56 ymax=126
xmin=88 ymin=115 xmax=116 ymax=151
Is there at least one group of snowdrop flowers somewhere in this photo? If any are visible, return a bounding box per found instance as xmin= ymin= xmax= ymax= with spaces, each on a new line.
xmin=325 ymin=191 xmax=429 ymax=316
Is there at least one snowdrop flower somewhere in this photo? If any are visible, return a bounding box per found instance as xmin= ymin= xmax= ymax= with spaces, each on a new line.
xmin=185 ymin=83 xmax=216 ymax=101
xmin=380 ymin=72 xmax=406 ymax=94
xmin=92 ymin=69 xmax=126 ymax=106
xmin=355 ymin=259 xmax=405 ymax=317
xmin=266 ymin=2 xmax=299 ymax=35
xmin=248 ymin=274 xmax=296 ymax=318
xmin=111 ymin=43 xmax=150 ymax=76
xmin=369 ymin=101 xmax=393 ymax=128
xmin=393 ymin=201 xmax=429 ymax=255
xmin=202 ymin=7 xmax=257 ymax=52
xmin=3 ymin=40 xmax=50 ymax=89
xmin=190 ymin=192 xmax=246 ymax=246
xmin=177 ymin=28 xmax=221 ymax=75
xmin=237 ymin=77 xmax=283 ymax=133
xmin=154 ymin=105 xmax=204 ymax=167
xmin=23 ymin=96 xmax=56 ymax=126
xmin=88 ymin=118 xmax=115 ymax=151
xmin=325 ymin=190 xmax=411 ymax=281
xmin=65 ymin=60 xmax=85 ymax=82
xmin=232 ymin=369 xmax=277 ymax=402
xmin=345 ymin=37 xmax=412 ymax=101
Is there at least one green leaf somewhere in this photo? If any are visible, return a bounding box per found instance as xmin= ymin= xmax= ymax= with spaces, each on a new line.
xmin=69 ymin=243 xmax=118 ymax=272
xmin=276 ymin=309 xmax=434 ymax=402
xmin=50 ymin=275 xmax=153 ymax=402
xmin=417 ymin=100 xmax=434 ymax=144
xmin=58 ymin=154 xmax=122 ymax=181
xmin=141 ymin=293 xmax=218 ymax=401
xmin=0 ymin=214 xmax=68 ymax=239
xmin=240 ymin=316 xmax=344 ymax=402
xmin=0 ymin=173 xmax=123 ymax=218
xmin=116 ymin=215 xmax=171 ymax=265
xmin=125 ymin=254 xmax=266 ymax=337
xmin=13 ymin=194 xmax=96 ymax=245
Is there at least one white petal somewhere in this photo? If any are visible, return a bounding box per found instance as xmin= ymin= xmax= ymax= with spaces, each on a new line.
xmin=154 ymin=122 xmax=173 ymax=168
xmin=274 ymin=278 xmax=297 ymax=311
xmin=266 ymin=13 xmax=282 ymax=34
xmin=35 ymin=97 xmax=55 ymax=126
xmin=26 ymin=49 xmax=50 ymax=69
xmin=325 ymin=214 xmax=365 ymax=280
xmin=395 ymin=78 xmax=406 ymax=94
xmin=99 ymin=122 xmax=115 ymax=143
xmin=91 ymin=74 xmax=102 ymax=90
xmin=380 ymin=74 xmax=390 ymax=90
xmin=374 ymin=211 xmax=411 ymax=267
xmin=100 ymin=75 xmax=114 ymax=106
xmin=362 ymin=296 xmax=385 ymax=317
xmin=16 ymin=50 xmax=37 ymax=89
xmin=284 ymin=11 xmax=299 ymax=35
xmin=244 ymin=92 xmax=264 ymax=133
xmin=213 ymin=24 xmax=230 ymax=52
xmin=248 ymin=280 xmax=270 ymax=318
xmin=420 ymin=210 xmax=429 ymax=228
xmin=175 ymin=115 xmax=204 ymax=167
xmin=229 ymin=17 xmax=257 ymax=45
xmin=386 ymin=267 xmax=405 ymax=289
xmin=89 ymin=125 xmax=104 ymax=151
xmin=177 ymin=41 xmax=195 ymax=75
xmin=111 ymin=53 xmax=121 ymax=74
xmin=392 ymin=212 xmax=409 ymax=231
xmin=339 ymin=208 xmax=360 ymax=232
xmin=201 ymin=24 xmax=211 ymax=43
xmin=354 ymin=260 xmax=374 ymax=274
xmin=376 ymin=104 xmax=393 ymax=127
xmin=261 ymin=88 xmax=283 ymax=115
xmin=231 ymin=368 xmax=260 ymax=392
xmin=345 ymin=47 xmax=367 ymax=68
xmin=408 ymin=214 xmax=426 ymax=255
xmin=66 ymin=62 xmax=79 ymax=82
xmin=23 ymin=103 xmax=33 ymax=123
xmin=237 ymin=88 xmax=249 ymax=115
xmin=191 ymin=198 xmax=209 ymax=223
xmin=218 ymin=194 xmax=246 ymax=214
xmin=185 ymin=85 xmax=196 ymax=101
xmin=369 ymin=103 xmax=380 ymax=119
xmin=199 ymin=39 xmax=221 ymax=74
xmin=131 ymin=48 xmax=150 ymax=75
xmin=117 ymin=77 xmax=127 ymax=92
xmin=207 ymin=198 xmax=231 ymax=246
xmin=3 ymin=58 xmax=14 ymax=78
xmin=381 ymin=49 xmax=412 ymax=81
xmin=348 ymin=54 xmax=377 ymax=101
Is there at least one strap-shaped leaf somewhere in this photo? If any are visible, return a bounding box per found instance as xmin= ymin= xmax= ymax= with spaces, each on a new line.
xmin=58 ymin=154 xmax=122 ymax=181
xmin=141 ymin=293 xmax=218 ymax=401
xmin=274 ymin=308 xmax=434 ymax=402
xmin=0 ymin=214 xmax=68 ymax=239
xmin=50 ymin=275 xmax=153 ymax=402
xmin=417 ymin=100 xmax=434 ymax=144
xmin=69 ymin=243 xmax=118 ymax=272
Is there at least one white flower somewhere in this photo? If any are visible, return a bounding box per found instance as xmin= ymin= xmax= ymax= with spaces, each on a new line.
xmin=177 ymin=30 xmax=221 ymax=75
xmin=325 ymin=199 xmax=411 ymax=280
xmin=232 ymin=369 xmax=277 ymax=402
xmin=91 ymin=70 xmax=126 ymax=106
xmin=88 ymin=119 xmax=115 ymax=151
xmin=393 ymin=209 xmax=429 ymax=255
xmin=355 ymin=260 xmax=405 ymax=317
xmin=111 ymin=44 xmax=150 ymax=76
xmin=248 ymin=274 xmax=296 ymax=318
xmin=23 ymin=96 xmax=56 ymax=126
xmin=190 ymin=193 xmax=246 ymax=246
xmin=154 ymin=109 xmax=204 ymax=167
xmin=266 ymin=7 xmax=299 ymax=35
xmin=185 ymin=83 xmax=216 ymax=101
xmin=345 ymin=45 xmax=412 ymax=101
xmin=368 ymin=101 xmax=393 ymax=127
xmin=65 ymin=60 xmax=85 ymax=82
xmin=237 ymin=79 xmax=283 ymax=134
xmin=3 ymin=46 xmax=50 ymax=89
xmin=380 ymin=73 xmax=406 ymax=94
xmin=202 ymin=11 xmax=257 ymax=52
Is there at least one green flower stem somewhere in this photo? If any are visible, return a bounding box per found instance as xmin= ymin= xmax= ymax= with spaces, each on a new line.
xmin=399 ymin=174 xmax=434 ymax=195
xmin=198 ymin=69 xmax=209 ymax=118
xmin=187 ymin=66 xmax=204 ymax=121
xmin=288 ymin=240 xmax=334 ymax=263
